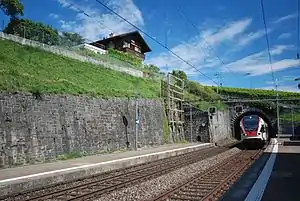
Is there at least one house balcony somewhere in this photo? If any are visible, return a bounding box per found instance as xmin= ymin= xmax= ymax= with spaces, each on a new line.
xmin=122 ymin=47 xmax=145 ymax=60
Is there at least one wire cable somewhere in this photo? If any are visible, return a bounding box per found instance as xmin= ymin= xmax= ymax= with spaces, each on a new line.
xmin=260 ymin=0 xmax=276 ymax=87
xmin=68 ymin=3 xmax=114 ymax=35
xmin=175 ymin=5 xmax=238 ymax=86
xmin=176 ymin=6 xmax=226 ymax=66
xmin=94 ymin=0 xmax=218 ymax=85
xmin=297 ymin=0 xmax=300 ymax=59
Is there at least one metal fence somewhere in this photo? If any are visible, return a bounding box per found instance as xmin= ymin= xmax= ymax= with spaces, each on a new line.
xmin=279 ymin=107 xmax=300 ymax=137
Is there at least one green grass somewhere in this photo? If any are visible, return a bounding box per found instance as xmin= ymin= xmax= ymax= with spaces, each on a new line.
xmin=184 ymin=91 xmax=227 ymax=111
xmin=281 ymin=113 xmax=300 ymax=122
xmin=74 ymin=47 xmax=144 ymax=71
xmin=0 ymin=39 xmax=160 ymax=98
xmin=211 ymin=86 xmax=300 ymax=99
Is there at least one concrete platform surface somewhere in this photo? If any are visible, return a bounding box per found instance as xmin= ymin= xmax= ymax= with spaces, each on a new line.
xmin=0 ymin=142 xmax=213 ymax=196
xmin=261 ymin=138 xmax=300 ymax=201
xmin=222 ymin=137 xmax=300 ymax=201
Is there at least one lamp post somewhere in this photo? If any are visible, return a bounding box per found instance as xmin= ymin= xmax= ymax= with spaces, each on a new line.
xmin=214 ymin=72 xmax=223 ymax=94
xmin=244 ymin=73 xmax=252 ymax=88
xmin=295 ymin=78 xmax=300 ymax=89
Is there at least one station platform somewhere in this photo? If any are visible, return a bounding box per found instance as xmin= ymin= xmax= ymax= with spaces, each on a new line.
xmin=221 ymin=137 xmax=300 ymax=201
xmin=0 ymin=142 xmax=213 ymax=197
xmin=260 ymin=137 xmax=300 ymax=201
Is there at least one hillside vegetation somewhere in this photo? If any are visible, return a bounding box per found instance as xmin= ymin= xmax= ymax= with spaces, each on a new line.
xmin=211 ymin=86 xmax=300 ymax=99
xmin=1 ymin=38 xmax=299 ymax=108
xmin=0 ymin=39 xmax=160 ymax=98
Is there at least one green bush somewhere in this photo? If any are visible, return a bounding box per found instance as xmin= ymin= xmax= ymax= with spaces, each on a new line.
xmin=186 ymin=81 xmax=220 ymax=101
xmin=108 ymin=48 xmax=143 ymax=67
xmin=210 ymin=86 xmax=300 ymax=99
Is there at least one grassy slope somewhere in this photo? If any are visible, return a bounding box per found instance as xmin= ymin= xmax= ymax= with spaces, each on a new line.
xmin=210 ymin=86 xmax=300 ymax=99
xmin=0 ymin=39 xmax=160 ymax=98
xmin=281 ymin=113 xmax=300 ymax=122
xmin=1 ymin=38 xmax=297 ymax=112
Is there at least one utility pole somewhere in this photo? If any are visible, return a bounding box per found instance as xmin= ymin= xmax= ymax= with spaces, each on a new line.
xmin=215 ymin=72 xmax=221 ymax=94
xmin=295 ymin=78 xmax=300 ymax=90
xmin=292 ymin=108 xmax=295 ymax=137
xmin=276 ymin=78 xmax=280 ymax=139
xmin=134 ymin=81 xmax=140 ymax=151
xmin=245 ymin=73 xmax=252 ymax=88
xmin=135 ymin=96 xmax=139 ymax=150
xmin=190 ymin=104 xmax=192 ymax=142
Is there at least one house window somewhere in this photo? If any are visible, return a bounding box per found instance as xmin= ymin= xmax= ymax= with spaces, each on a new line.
xmin=123 ymin=41 xmax=130 ymax=48
xmin=108 ymin=41 xmax=115 ymax=48
xmin=134 ymin=46 xmax=141 ymax=53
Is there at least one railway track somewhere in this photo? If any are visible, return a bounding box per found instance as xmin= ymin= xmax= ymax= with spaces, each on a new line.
xmin=145 ymin=148 xmax=264 ymax=201
xmin=1 ymin=145 xmax=233 ymax=201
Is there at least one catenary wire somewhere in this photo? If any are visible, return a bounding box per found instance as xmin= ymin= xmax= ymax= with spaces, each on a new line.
xmin=260 ymin=0 xmax=277 ymax=88
xmin=94 ymin=0 xmax=218 ymax=85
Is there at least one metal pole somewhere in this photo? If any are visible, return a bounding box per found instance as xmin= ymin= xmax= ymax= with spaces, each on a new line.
xmin=292 ymin=108 xmax=295 ymax=137
xmin=216 ymin=73 xmax=220 ymax=94
xmin=190 ymin=104 xmax=192 ymax=142
xmin=167 ymin=73 xmax=172 ymax=143
xmin=23 ymin=25 xmax=25 ymax=38
xmin=276 ymin=78 xmax=280 ymax=139
xmin=135 ymin=96 xmax=139 ymax=150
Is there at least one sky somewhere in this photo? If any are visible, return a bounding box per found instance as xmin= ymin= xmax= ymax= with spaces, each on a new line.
xmin=1 ymin=0 xmax=300 ymax=92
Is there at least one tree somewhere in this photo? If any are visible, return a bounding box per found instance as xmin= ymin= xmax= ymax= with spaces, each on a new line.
xmin=60 ymin=32 xmax=85 ymax=47
xmin=0 ymin=0 xmax=24 ymax=18
xmin=144 ymin=64 xmax=160 ymax=74
xmin=171 ymin=70 xmax=187 ymax=82
xmin=4 ymin=18 xmax=60 ymax=45
xmin=171 ymin=70 xmax=187 ymax=87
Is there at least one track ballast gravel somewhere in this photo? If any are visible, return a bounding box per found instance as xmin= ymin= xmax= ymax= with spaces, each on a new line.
xmin=94 ymin=147 xmax=241 ymax=201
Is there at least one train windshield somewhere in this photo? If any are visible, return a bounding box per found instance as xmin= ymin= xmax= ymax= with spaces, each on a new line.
xmin=242 ymin=115 xmax=259 ymax=131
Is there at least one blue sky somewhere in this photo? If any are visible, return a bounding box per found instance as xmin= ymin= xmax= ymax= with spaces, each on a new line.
xmin=1 ymin=0 xmax=300 ymax=92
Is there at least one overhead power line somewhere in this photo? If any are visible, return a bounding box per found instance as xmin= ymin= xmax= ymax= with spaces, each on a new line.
xmin=297 ymin=0 xmax=300 ymax=59
xmin=67 ymin=3 xmax=114 ymax=35
xmin=260 ymin=0 xmax=276 ymax=86
xmin=94 ymin=0 xmax=218 ymax=85
xmin=175 ymin=6 xmax=237 ymax=78
xmin=176 ymin=6 xmax=226 ymax=66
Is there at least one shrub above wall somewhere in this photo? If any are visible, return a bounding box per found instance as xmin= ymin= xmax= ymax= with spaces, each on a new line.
xmin=108 ymin=48 xmax=143 ymax=68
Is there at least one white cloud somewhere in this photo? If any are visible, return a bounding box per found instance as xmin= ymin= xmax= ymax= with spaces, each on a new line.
xmin=272 ymin=13 xmax=297 ymax=24
xmin=224 ymin=45 xmax=298 ymax=76
xmin=59 ymin=20 xmax=76 ymax=30
xmin=237 ymin=29 xmax=266 ymax=46
xmin=270 ymin=45 xmax=294 ymax=55
xmin=49 ymin=13 xmax=60 ymax=19
xmin=278 ymin=33 xmax=291 ymax=39
xmin=55 ymin=0 xmax=144 ymax=40
xmin=146 ymin=19 xmax=253 ymax=76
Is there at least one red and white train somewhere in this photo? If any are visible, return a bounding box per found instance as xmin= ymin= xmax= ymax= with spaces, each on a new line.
xmin=240 ymin=115 xmax=268 ymax=142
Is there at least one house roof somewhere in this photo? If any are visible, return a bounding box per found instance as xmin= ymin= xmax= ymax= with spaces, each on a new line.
xmin=89 ymin=31 xmax=151 ymax=53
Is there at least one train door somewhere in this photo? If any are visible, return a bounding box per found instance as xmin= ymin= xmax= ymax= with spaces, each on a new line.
xmin=260 ymin=123 xmax=268 ymax=141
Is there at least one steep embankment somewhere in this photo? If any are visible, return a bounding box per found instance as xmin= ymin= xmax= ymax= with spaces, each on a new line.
xmin=0 ymin=39 xmax=160 ymax=98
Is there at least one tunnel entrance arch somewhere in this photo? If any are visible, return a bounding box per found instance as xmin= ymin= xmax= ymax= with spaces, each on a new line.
xmin=232 ymin=109 xmax=275 ymax=140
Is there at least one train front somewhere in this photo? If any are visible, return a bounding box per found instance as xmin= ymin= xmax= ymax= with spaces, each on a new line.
xmin=240 ymin=115 xmax=267 ymax=142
